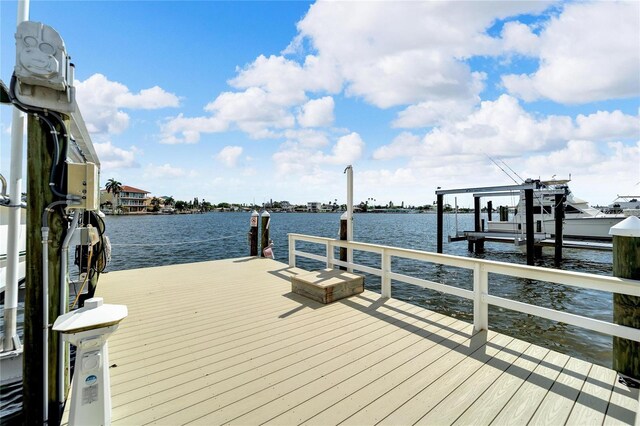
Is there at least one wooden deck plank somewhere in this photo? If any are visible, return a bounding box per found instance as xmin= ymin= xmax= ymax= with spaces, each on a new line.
xmin=490 ymin=349 xmax=570 ymax=425
xmin=376 ymin=332 xmax=513 ymax=426
xmin=235 ymin=318 xmax=471 ymax=426
xmin=566 ymin=363 xmax=617 ymax=425
xmin=452 ymin=343 xmax=550 ymax=425
xmin=58 ymin=257 xmax=638 ymax=426
xmin=604 ymin=376 xmax=640 ymax=426
xmin=110 ymin=300 xmax=427 ymax=417
xmin=111 ymin=296 xmax=400 ymax=422
xmin=149 ymin=307 xmax=463 ymax=425
xmin=528 ymin=356 xmax=592 ymax=426
xmin=414 ymin=337 xmax=532 ymax=425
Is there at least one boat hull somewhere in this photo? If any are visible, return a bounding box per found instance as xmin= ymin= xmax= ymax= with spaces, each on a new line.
xmin=488 ymin=216 xmax=624 ymax=241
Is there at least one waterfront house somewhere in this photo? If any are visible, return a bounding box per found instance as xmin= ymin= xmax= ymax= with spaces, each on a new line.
xmin=307 ymin=201 xmax=322 ymax=212
xmin=100 ymin=185 xmax=150 ymax=214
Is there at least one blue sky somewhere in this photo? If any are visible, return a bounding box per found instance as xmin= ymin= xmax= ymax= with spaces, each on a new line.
xmin=1 ymin=1 xmax=639 ymax=207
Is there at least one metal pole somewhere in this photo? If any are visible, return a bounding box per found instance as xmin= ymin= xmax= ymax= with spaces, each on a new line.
xmin=58 ymin=210 xmax=80 ymax=405
xmin=3 ymin=0 xmax=29 ymax=353
xmin=345 ymin=166 xmax=353 ymax=271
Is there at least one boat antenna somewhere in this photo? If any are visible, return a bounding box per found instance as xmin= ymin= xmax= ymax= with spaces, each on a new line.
xmin=500 ymin=159 xmax=525 ymax=183
xmin=485 ymin=153 xmax=519 ymax=184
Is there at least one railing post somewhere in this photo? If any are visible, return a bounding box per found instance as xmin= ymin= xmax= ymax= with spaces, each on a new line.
xmin=381 ymin=249 xmax=391 ymax=298
xmin=326 ymin=240 xmax=334 ymax=269
xmin=473 ymin=263 xmax=488 ymax=332
xmin=288 ymin=235 xmax=295 ymax=268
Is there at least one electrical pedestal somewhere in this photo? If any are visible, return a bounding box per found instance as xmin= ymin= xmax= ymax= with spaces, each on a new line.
xmin=53 ymin=297 xmax=127 ymax=425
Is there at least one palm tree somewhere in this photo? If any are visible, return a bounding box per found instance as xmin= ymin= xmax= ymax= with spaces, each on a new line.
xmin=150 ymin=197 xmax=161 ymax=212
xmin=105 ymin=178 xmax=123 ymax=213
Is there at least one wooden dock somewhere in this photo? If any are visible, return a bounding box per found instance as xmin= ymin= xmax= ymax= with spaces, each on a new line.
xmin=63 ymin=257 xmax=639 ymax=425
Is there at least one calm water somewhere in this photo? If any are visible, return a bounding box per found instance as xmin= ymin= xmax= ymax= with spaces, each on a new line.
xmin=1 ymin=211 xmax=615 ymax=420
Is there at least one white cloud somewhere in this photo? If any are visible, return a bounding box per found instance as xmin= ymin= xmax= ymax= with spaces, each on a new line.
xmin=575 ymin=110 xmax=640 ymax=141
xmin=160 ymin=2 xmax=553 ymax=143
xmin=327 ymin=132 xmax=365 ymax=165
xmin=76 ymin=73 xmax=179 ymax=134
xmin=272 ymin=131 xmax=365 ymax=176
xmin=373 ymin=132 xmax=422 ymax=161
xmin=216 ymin=146 xmax=243 ymax=167
xmin=143 ymin=163 xmax=189 ymax=178
xmin=93 ymin=141 xmax=138 ymax=169
xmin=295 ymin=1 xmax=549 ymax=109
xmin=160 ymin=114 xmax=227 ymax=144
xmin=502 ymin=1 xmax=640 ymax=103
xmin=283 ymin=129 xmax=330 ymax=149
xmin=392 ymin=72 xmax=485 ymax=128
xmin=297 ymin=96 xmax=335 ymax=128
xmin=374 ymin=96 xmax=638 ymax=178
xmin=500 ymin=21 xmax=540 ymax=57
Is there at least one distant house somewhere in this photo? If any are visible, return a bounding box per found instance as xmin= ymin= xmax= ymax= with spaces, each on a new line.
xmin=307 ymin=202 xmax=322 ymax=212
xmin=100 ymin=185 xmax=150 ymax=214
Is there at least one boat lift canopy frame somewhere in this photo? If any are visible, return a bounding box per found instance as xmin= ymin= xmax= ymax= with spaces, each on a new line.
xmin=435 ymin=181 xmax=566 ymax=265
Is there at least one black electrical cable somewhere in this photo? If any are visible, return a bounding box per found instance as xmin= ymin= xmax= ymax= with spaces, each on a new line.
xmin=9 ymin=74 xmax=72 ymax=200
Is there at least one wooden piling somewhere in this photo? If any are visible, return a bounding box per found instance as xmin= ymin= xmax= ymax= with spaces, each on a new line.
xmin=554 ymin=193 xmax=565 ymax=263
xmin=474 ymin=196 xmax=481 ymax=232
xmin=260 ymin=210 xmax=270 ymax=257
xmin=525 ymin=188 xmax=535 ymax=265
xmin=249 ymin=210 xmax=258 ymax=256
xmin=610 ymin=217 xmax=640 ymax=378
xmin=499 ymin=206 xmax=508 ymax=221
xmin=487 ymin=201 xmax=492 ymax=221
xmin=436 ymin=194 xmax=443 ymax=253
xmin=24 ymin=114 xmax=66 ymax=424
xmin=339 ymin=213 xmax=347 ymax=270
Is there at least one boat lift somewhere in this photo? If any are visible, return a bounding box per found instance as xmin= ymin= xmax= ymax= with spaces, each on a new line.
xmin=435 ymin=180 xmax=566 ymax=265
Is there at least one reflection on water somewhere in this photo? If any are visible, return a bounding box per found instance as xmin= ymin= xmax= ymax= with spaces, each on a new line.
xmin=1 ymin=212 xmax=617 ymax=419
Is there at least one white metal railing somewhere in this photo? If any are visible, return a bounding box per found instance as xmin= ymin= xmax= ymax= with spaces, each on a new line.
xmin=288 ymin=233 xmax=640 ymax=342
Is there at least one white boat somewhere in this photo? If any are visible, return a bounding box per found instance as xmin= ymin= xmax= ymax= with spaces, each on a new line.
xmin=487 ymin=179 xmax=625 ymax=241
xmin=0 ymin=203 xmax=26 ymax=295
xmin=0 ymin=202 xmax=26 ymax=387
xmin=607 ymin=195 xmax=640 ymax=217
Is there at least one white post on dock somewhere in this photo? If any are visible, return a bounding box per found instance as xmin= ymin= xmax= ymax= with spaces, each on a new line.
xmin=345 ymin=165 xmax=353 ymax=272
xmin=2 ymin=0 xmax=29 ymax=353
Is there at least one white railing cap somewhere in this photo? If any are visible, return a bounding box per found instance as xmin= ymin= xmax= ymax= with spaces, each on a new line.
xmin=609 ymin=216 xmax=640 ymax=237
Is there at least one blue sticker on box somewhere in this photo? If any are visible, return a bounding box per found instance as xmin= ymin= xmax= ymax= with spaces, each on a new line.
xmin=85 ymin=375 xmax=97 ymax=385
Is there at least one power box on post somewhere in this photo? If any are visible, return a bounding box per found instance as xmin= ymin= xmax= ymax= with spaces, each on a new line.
xmin=67 ymin=162 xmax=99 ymax=210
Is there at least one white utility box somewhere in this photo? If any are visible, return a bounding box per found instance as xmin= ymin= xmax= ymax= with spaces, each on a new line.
xmin=14 ymin=21 xmax=75 ymax=112
xmin=53 ymin=298 xmax=127 ymax=426
xmin=67 ymin=162 xmax=99 ymax=211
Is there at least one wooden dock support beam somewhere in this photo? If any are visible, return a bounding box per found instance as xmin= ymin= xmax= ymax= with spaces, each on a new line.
xmin=610 ymin=217 xmax=640 ymax=379
xmin=525 ymin=188 xmax=535 ymax=265
xmin=437 ymin=194 xmax=443 ymax=253
xmin=474 ymin=196 xmax=481 ymax=233
xmin=249 ymin=210 xmax=258 ymax=256
xmin=24 ymin=114 xmax=66 ymax=424
xmin=487 ymin=201 xmax=492 ymax=221
xmin=499 ymin=205 xmax=508 ymax=221
xmin=554 ymin=193 xmax=565 ymax=263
